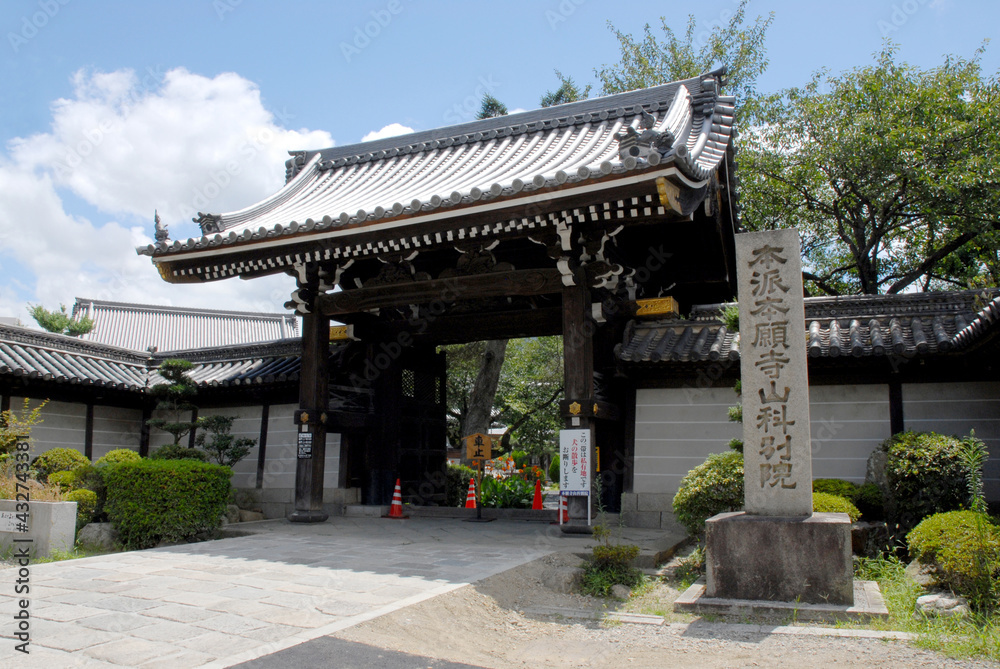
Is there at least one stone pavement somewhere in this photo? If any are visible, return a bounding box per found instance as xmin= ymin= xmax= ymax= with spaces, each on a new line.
xmin=0 ymin=517 xmax=670 ymax=668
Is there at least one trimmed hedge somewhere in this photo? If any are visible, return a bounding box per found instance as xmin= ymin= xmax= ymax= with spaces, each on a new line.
xmin=64 ymin=489 xmax=98 ymax=529
xmin=884 ymin=431 xmax=969 ymax=531
xmin=812 ymin=492 xmax=861 ymax=522
xmin=813 ymin=478 xmax=858 ymax=499
xmin=95 ymin=449 xmax=142 ymax=467
xmin=31 ymin=448 xmax=89 ymax=481
xmin=150 ymin=443 xmax=208 ymax=462
xmin=853 ymin=483 xmax=885 ymax=521
xmin=104 ymin=460 xmax=232 ymax=549
xmin=672 ymin=451 xmax=744 ymax=536
xmin=908 ymin=510 xmax=1000 ymax=611
xmin=549 ymin=455 xmax=560 ymax=483
xmin=445 ymin=464 xmax=476 ymax=507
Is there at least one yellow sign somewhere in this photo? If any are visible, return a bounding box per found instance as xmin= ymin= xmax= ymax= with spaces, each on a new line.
xmin=635 ymin=297 xmax=679 ymax=317
xmin=568 ymin=402 xmax=581 ymax=416
xmin=465 ymin=433 xmax=491 ymax=461
xmin=330 ymin=325 xmax=350 ymax=341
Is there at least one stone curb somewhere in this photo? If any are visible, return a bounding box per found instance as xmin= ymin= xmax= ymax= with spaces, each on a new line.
xmin=522 ymin=606 xmax=913 ymax=640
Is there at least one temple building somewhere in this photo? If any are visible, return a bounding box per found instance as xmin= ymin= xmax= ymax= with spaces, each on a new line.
xmin=2 ymin=72 xmax=998 ymax=524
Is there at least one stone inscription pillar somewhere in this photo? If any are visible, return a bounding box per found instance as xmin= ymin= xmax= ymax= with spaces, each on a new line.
xmin=736 ymin=228 xmax=813 ymax=516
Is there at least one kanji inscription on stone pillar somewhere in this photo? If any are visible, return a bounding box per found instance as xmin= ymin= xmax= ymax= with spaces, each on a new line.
xmin=736 ymin=229 xmax=813 ymax=516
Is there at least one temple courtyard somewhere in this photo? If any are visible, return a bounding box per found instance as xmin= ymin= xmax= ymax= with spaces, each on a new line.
xmin=1 ymin=517 xmax=994 ymax=668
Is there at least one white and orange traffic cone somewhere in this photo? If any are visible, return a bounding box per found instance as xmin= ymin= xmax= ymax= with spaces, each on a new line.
xmin=464 ymin=477 xmax=477 ymax=509
xmin=532 ymin=478 xmax=543 ymax=510
xmin=384 ymin=478 xmax=409 ymax=519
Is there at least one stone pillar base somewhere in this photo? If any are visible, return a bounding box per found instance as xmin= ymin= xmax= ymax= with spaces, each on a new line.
xmin=706 ymin=511 xmax=853 ymax=605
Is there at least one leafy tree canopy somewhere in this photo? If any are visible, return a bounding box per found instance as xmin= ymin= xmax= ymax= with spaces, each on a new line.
xmin=147 ymin=358 xmax=202 ymax=446
xmin=540 ymin=70 xmax=591 ymax=107
xmin=595 ymin=0 xmax=774 ymax=122
xmin=740 ymin=44 xmax=1000 ymax=294
xmin=28 ymin=304 xmax=95 ymax=337
xmin=476 ymin=93 xmax=508 ymax=119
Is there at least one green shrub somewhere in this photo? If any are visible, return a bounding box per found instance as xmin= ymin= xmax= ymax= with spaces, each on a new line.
xmin=813 ymin=492 xmax=861 ymax=522
xmin=104 ymin=460 xmax=232 ymax=550
xmin=70 ymin=464 xmax=108 ymax=521
xmin=445 ymin=464 xmax=476 ymax=507
xmin=95 ymin=449 xmax=142 ymax=467
xmin=48 ymin=470 xmax=77 ymax=492
xmin=582 ymin=526 xmax=643 ymax=597
xmin=853 ymin=483 xmax=885 ymax=521
xmin=884 ymin=431 xmax=970 ymax=531
xmin=549 ymin=455 xmax=560 ymax=483
xmin=672 ymin=451 xmax=744 ymax=536
xmin=727 ymin=438 xmax=744 ymax=453
xmin=31 ymin=448 xmax=89 ymax=481
xmin=480 ymin=475 xmax=533 ymax=508
xmin=813 ymin=478 xmax=858 ymax=499
xmin=150 ymin=443 xmax=208 ymax=462
xmin=908 ymin=510 xmax=1000 ymax=611
xmin=64 ymin=489 xmax=98 ymax=529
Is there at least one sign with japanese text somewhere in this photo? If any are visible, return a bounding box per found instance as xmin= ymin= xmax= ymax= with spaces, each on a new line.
xmin=464 ymin=433 xmax=492 ymax=462
xmin=559 ymin=429 xmax=591 ymax=496
xmin=297 ymin=432 xmax=313 ymax=459
xmin=735 ymin=229 xmax=813 ymax=516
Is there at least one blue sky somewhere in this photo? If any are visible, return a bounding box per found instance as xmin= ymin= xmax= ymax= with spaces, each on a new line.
xmin=0 ymin=0 xmax=996 ymax=322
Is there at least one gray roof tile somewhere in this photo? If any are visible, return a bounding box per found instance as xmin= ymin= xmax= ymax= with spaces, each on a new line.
xmin=617 ymin=289 xmax=1000 ymax=364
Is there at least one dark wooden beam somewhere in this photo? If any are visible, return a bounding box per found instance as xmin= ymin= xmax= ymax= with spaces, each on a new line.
xmin=84 ymin=403 xmax=94 ymax=460
xmin=319 ymin=269 xmax=564 ymax=317
xmin=350 ymin=307 xmax=564 ymax=344
xmin=255 ymin=403 xmax=269 ymax=489
xmin=889 ymin=379 xmax=904 ymax=435
xmin=289 ymin=308 xmax=330 ymax=522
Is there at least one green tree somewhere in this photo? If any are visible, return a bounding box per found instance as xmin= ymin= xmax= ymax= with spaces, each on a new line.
xmin=476 ymin=93 xmax=508 ymax=120
xmin=540 ymin=70 xmax=591 ymax=107
xmin=0 ymin=398 xmax=47 ymax=455
xmin=27 ymin=304 xmax=95 ymax=336
xmin=147 ymin=359 xmax=202 ymax=446
xmin=493 ymin=337 xmax=563 ymax=461
xmin=596 ymin=0 xmax=774 ymax=122
xmin=740 ymin=45 xmax=1000 ymax=295
xmin=196 ymin=415 xmax=255 ymax=467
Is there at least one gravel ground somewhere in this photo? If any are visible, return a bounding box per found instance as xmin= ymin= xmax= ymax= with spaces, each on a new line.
xmin=334 ymin=552 xmax=1000 ymax=669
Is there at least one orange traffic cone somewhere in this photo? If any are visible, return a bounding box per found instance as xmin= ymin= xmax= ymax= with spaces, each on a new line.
xmin=384 ymin=478 xmax=408 ymax=519
xmin=464 ymin=477 xmax=477 ymax=509
xmin=532 ymin=478 xmax=543 ymax=510
xmin=559 ymin=495 xmax=569 ymax=523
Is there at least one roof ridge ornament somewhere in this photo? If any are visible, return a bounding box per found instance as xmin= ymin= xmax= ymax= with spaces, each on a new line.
xmin=154 ymin=210 xmax=169 ymax=243
xmin=195 ymin=212 xmax=222 ymax=235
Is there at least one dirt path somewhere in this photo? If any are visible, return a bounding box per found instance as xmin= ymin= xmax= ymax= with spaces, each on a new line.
xmin=335 ymin=553 xmax=997 ymax=669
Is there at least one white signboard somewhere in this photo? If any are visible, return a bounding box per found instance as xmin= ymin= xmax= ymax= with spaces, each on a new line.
xmin=0 ymin=511 xmax=22 ymax=533
xmin=559 ymin=429 xmax=591 ymax=496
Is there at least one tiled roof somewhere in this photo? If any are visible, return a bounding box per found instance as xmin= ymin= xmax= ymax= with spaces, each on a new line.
xmin=0 ymin=325 xmax=305 ymax=392
xmin=617 ymin=289 xmax=1000 ymax=364
xmin=0 ymin=324 xmax=149 ymax=391
xmin=137 ymin=72 xmax=735 ymax=259
xmin=72 ymin=298 xmax=299 ymax=352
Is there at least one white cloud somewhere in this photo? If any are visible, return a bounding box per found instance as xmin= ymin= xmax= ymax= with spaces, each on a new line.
xmin=361 ymin=123 xmax=415 ymax=143
xmin=0 ymin=67 xmax=335 ymax=318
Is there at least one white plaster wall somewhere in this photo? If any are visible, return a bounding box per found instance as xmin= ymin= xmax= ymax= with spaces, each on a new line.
xmin=634 ymin=383 xmax=892 ymax=499
xmin=258 ymin=403 xmax=340 ymax=490
xmin=11 ymin=398 xmax=86 ymax=459
xmin=198 ymin=405 xmax=263 ymax=489
xmin=91 ymin=406 xmax=142 ymax=459
xmin=902 ymin=381 xmax=1000 ymax=499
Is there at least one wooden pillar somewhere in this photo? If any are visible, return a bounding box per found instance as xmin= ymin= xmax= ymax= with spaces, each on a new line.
xmin=255 ymin=403 xmax=269 ymax=489
xmin=289 ymin=309 xmax=330 ymax=522
xmin=84 ymin=403 xmax=94 ymax=460
xmin=561 ymin=270 xmax=596 ymax=517
xmin=889 ymin=379 xmax=904 ymax=435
